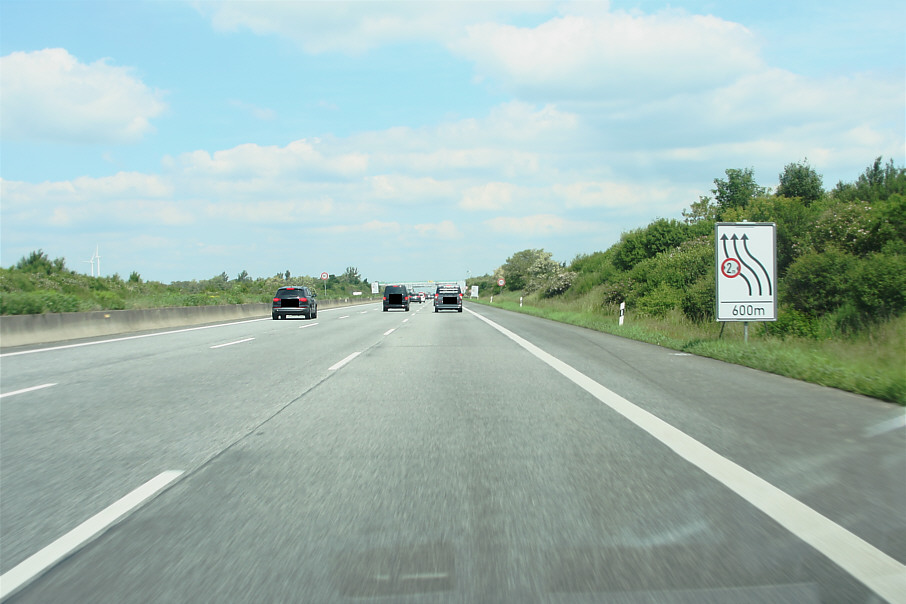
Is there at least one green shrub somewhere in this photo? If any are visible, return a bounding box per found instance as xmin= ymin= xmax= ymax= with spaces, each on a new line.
xmin=635 ymin=282 xmax=682 ymax=317
xmin=1 ymin=292 xmax=45 ymax=315
xmin=0 ymin=290 xmax=82 ymax=314
xmin=849 ymin=253 xmax=906 ymax=317
xmin=93 ymin=291 xmax=126 ymax=310
xmin=783 ymin=249 xmax=856 ymax=315
xmin=680 ymin=275 xmax=715 ymax=322
xmin=769 ymin=307 xmax=819 ymax=339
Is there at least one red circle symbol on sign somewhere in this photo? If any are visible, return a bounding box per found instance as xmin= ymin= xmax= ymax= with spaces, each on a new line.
xmin=721 ymin=258 xmax=742 ymax=278
xmin=497 ymin=278 xmax=505 ymax=286
xmin=320 ymin=272 xmax=329 ymax=280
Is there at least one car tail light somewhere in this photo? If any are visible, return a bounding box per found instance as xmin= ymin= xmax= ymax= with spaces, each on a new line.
xmin=383 ymin=296 xmax=387 ymax=300
xmin=300 ymin=297 xmax=308 ymax=302
xmin=273 ymin=297 xmax=280 ymax=303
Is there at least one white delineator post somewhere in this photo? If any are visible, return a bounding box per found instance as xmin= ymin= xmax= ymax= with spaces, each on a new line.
xmin=619 ymin=301 xmax=625 ymax=326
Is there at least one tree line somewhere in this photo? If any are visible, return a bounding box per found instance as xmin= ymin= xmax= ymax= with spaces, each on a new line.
xmin=474 ymin=157 xmax=905 ymax=337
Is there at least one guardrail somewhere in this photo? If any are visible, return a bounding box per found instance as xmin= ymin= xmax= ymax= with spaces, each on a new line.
xmin=0 ymin=298 xmax=378 ymax=348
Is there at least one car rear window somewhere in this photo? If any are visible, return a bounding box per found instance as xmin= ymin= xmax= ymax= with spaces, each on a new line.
xmin=277 ymin=288 xmax=307 ymax=297
xmin=384 ymin=286 xmax=405 ymax=294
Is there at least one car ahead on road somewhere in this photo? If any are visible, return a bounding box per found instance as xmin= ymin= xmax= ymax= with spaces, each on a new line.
xmin=272 ymin=286 xmax=318 ymax=320
xmin=410 ymin=291 xmax=423 ymax=303
xmin=434 ymin=285 xmax=463 ymax=312
xmin=382 ymin=285 xmax=411 ymax=312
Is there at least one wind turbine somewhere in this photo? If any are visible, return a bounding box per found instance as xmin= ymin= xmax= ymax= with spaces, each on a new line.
xmin=92 ymin=245 xmax=100 ymax=277
xmin=82 ymin=256 xmax=95 ymax=277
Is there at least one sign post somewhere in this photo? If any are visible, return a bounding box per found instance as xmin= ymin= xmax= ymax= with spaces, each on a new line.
xmin=320 ymin=272 xmax=329 ymax=297
xmin=715 ymin=223 xmax=777 ymax=340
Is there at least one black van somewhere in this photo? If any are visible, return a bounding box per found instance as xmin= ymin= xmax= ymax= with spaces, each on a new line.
xmin=382 ymin=285 xmax=411 ymax=312
xmin=434 ymin=285 xmax=462 ymax=313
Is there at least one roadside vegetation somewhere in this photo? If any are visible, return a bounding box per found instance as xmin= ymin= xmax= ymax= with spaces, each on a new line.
xmin=0 ymin=261 xmax=372 ymax=315
xmin=468 ymin=157 xmax=906 ymax=404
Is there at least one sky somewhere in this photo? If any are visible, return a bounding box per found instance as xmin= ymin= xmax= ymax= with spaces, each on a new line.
xmin=1 ymin=0 xmax=903 ymax=285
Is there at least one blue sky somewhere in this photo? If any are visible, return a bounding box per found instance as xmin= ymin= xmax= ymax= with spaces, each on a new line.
xmin=1 ymin=0 xmax=903 ymax=284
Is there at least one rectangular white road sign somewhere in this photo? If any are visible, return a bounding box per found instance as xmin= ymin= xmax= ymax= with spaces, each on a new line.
xmin=715 ymin=222 xmax=777 ymax=321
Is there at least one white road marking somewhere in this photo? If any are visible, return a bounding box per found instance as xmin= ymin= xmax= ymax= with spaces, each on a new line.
xmin=0 ymin=318 xmax=270 ymax=357
xmin=359 ymin=311 xmax=368 ymax=314
xmin=209 ymin=337 xmax=254 ymax=349
xmin=466 ymin=307 xmax=906 ymax=604
xmin=328 ymin=351 xmax=361 ymax=371
xmin=0 ymin=470 xmax=183 ymax=600
xmin=0 ymin=383 xmax=57 ymax=399
xmin=299 ymin=323 xmax=319 ymax=329
xmin=864 ymin=413 xmax=906 ymax=437
xmin=338 ymin=315 xmax=350 ymax=320
xmin=383 ymin=329 xmax=395 ymax=336
xmin=402 ymin=319 xmax=409 ymax=323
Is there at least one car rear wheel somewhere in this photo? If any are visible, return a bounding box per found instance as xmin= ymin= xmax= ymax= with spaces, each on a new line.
xmin=272 ymin=313 xmax=278 ymax=320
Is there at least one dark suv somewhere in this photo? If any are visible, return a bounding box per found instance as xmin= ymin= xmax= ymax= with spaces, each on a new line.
xmin=434 ymin=285 xmax=462 ymax=313
xmin=272 ymin=286 xmax=318 ymax=320
xmin=382 ymin=285 xmax=410 ymax=312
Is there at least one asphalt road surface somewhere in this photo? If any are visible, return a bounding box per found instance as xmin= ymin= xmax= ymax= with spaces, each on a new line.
xmin=1 ymin=301 xmax=904 ymax=603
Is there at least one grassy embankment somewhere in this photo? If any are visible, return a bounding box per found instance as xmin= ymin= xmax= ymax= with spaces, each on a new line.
xmin=472 ymin=289 xmax=905 ymax=405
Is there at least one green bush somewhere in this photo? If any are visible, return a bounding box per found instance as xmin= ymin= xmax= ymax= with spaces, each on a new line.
xmin=680 ymin=275 xmax=715 ymax=322
xmin=769 ymin=307 xmax=819 ymax=339
xmin=783 ymin=249 xmax=857 ymax=315
xmin=0 ymin=290 xmax=82 ymax=314
xmin=635 ymin=282 xmax=682 ymax=317
xmin=849 ymin=253 xmax=906 ymax=317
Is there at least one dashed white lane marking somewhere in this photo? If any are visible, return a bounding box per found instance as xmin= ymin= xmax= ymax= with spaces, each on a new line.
xmin=0 ymin=383 xmax=57 ymax=399
xmin=0 ymin=319 xmax=270 ymax=357
xmin=0 ymin=470 xmax=184 ymax=600
xmin=383 ymin=329 xmax=395 ymax=336
xmin=466 ymin=307 xmax=906 ymax=604
xmin=209 ymin=338 xmax=254 ymax=349
xmin=299 ymin=323 xmax=319 ymax=329
xmin=328 ymin=351 xmax=361 ymax=371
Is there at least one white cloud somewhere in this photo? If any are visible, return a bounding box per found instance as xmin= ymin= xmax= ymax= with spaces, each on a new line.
xmin=0 ymin=48 xmax=166 ymax=143
xmin=414 ymin=220 xmax=462 ymax=240
xmin=205 ymin=200 xmax=335 ymax=224
xmin=484 ymin=214 xmax=598 ymax=236
xmin=370 ymin=175 xmax=456 ymax=203
xmin=452 ymin=11 xmax=763 ymax=102
xmin=166 ymin=139 xmax=369 ymax=183
xmin=196 ymin=2 xmax=553 ymax=55
xmin=460 ymin=182 xmax=518 ymax=211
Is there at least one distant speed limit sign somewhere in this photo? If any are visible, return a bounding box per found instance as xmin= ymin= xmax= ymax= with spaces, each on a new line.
xmin=497 ymin=278 xmax=505 ymax=286
xmin=320 ymin=272 xmax=329 ymax=280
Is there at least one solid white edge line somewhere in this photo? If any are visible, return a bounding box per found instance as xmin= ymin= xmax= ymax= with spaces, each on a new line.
xmin=0 ymin=470 xmax=184 ymax=601
xmin=328 ymin=351 xmax=361 ymax=371
xmin=0 ymin=383 xmax=57 ymax=399
xmin=209 ymin=337 xmax=255 ymax=349
xmin=465 ymin=307 xmax=906 ymax=603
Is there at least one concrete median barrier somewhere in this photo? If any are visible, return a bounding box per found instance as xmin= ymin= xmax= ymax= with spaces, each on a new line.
xmin=0 ymin=298 xmax=376 ymax=348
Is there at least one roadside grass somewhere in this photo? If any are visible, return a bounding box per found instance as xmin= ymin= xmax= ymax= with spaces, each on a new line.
xmin=472 ymin=291 xmax=905 ymax=405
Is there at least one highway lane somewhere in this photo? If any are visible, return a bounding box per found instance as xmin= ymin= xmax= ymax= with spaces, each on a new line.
xmin=1 ymin=301 xmax=904 ymax=602
xmin=0 ymin=302 xmax=391 ymax=575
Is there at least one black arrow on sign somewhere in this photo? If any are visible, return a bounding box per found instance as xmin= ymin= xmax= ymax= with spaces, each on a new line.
xmin=720 ymin=234 xmax=752 ymax=295
xmin=732 ymin=235 xmax=761 ymax=295
xmin=741 ymin=234 xmax=772 ymax=295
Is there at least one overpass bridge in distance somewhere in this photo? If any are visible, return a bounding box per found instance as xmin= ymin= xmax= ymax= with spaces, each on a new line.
xmin=373 ymin=280 xmax=466 ymax=295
